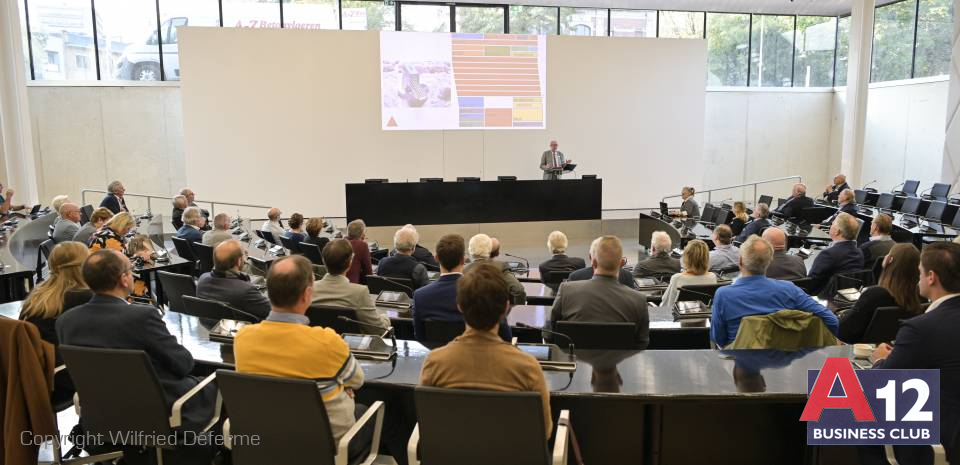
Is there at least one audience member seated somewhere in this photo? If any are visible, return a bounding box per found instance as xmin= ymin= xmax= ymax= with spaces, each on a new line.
xmin=538 ymin=230 xmax=587 ymax=283
xmin=729 ymin=202 xmax=748 ymax=236
xmin=420 ymin=262 xmax=552 ymax=437
xmin=838 ymin=243 xmax=921 ymax=343
xmin=822 ymin=188 xmax=858 ymax=225
xmin=489 ymin=237 xmax=502 ymax=259
xmin=234 ymin=255 xmax=372 ymax=461
xmin=376 ymin=226 xmax=430 ymax=289
xmin=872 ymin=242 xmax=960 ymax=461
xmin=259 ymin=207 xmax=285 ymax=241
xmin=175 ymin=206 xmax=205 ymax=244
xmin=709 ymin=224 xmax=740 ymax=272
xmin=52 ymin=202 xmax=81 ymax=243
xmin=345 ymin=219 xmax=373 ymax=284
xmin=661 ymin=240 xmax=717 ymax=310
xmin=822 ymin=173 xmax=849 ymax=204
xmin=304 ymin=217 xmax=331 ymax=252
xmin=180 ymin=187 xmax=210 ymax=228
xmin=859 ymin=213 xmax=895 ymax=266
xmin=126 ymin=234 xmax=157 ymax=262
xmin=412 ymin=234 xmax=511 ymax=343
xmin=465 ymin=233 xmax=526 ymax=304
xmin=171 ymin=195 xmax=187 ymax=230
xmin=202 ymin=213 xmax=233 ymax=247
xmin=568 ymin=249 xmax=640 ymax=290
xmin=0 ymin=182 xmax=26 ymax=215
xmin=633 ymin=231 xmax=680 ymax=278
xmin=51 ymin=195 xmax=70 ymax=222
xmin=762 ymin=227 xmax=807 ymax=280
xmin=20 ymin=242 xmax=92 ymax=355
xmin=283 ymin=212 xmax=307 ymax=247
xmin=711 ymin=236 xmax=838 ymax=348
xmin=312 ymin=239 xmax=390 ymax=334
xmin=735 ymin=202 xmax=771 ymax=243
xmin=98 ymin=180 xmax=128 ymax=214
xmin=196 ymin=240 xmax=271 ymax=323
xmin=73 ymin=207 xmax=112 ymax=246
xmin=808 ymin=212 xmax=865 ymax=293
xmin=389 ymin=224 xmax=439 ymax=268
xmin=56 ymin=249 xmax=217 ymax=432
xmin=775 ymin=183 xmax=814 ymax=220
xmin=679 ymin=186 xmax=701 ymax=219
xmin=551 ymin=236 xmax=649 ymax=346
xmin=89 ymin=213 xmax=150 ymax=299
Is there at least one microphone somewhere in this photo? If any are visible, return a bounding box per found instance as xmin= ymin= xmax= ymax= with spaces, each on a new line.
xmin=677 ymin=287 xmax=715 ymax=305
xmin=516 ymin=322 xmax=575 ymax=356
xmin=920 ymin=186 xmax=934 ymax=197
xmin=504 ymin=253 xmax=530 ymax=271
xmin=337 ymin=316 xmax=397 ymax=349
xmin=891 ymin=181 xmax=905 ymax=193
xmin=862 ymin=179 xmax=878 ymax=191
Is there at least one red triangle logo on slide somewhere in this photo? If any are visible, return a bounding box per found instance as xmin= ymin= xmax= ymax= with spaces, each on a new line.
xmin=387 ymin=117 xmax=398 ymax=127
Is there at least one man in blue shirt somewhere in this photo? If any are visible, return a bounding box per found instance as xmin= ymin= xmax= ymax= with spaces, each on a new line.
xmin=711 ymin=235 xmax=838 ymax=347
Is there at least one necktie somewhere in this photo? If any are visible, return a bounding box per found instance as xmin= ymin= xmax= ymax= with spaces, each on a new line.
xmin=553 ymin=151 xmax=559 ymax=168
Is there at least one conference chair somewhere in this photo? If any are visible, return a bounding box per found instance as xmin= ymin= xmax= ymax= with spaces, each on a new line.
xmin=366 ymin=275 xmax=414 ymax=297
xmin=181 ymin=295 xmax=261 ymax=330
xmin=554 ymin=320 xmax=642 ymax=350
xmin=79 ymin=204 xmax=94 ymax=224
xmin=217 ymin=370 xmax=388 ymax=465
xmin=259 ymin=230 xmax=278 ymax=245
xmin=820 ymin=269 xmax=875 ymax=300
xmin=298 ymin=242 xmax=324 ymax=265
xmin=279 ymin=236 xmax=303 ymax=254
xmin=422 ymin=319 xmax=466 ymax=346
xmin=370 ymin=248 xmax=389 ymax=264
xmin=542 ymin=270 xmax=573 ymax=288
xmin=171 ymin=236 xmax=197 ymax=262
xmin=189 ymin=241 xmax=215 ymax=275
xmin=305 ymin=305 xmax=363 ymax=334
xmin=860 ymin=306 xmax=914 ymax=344
xmin=788 ymin=277 xmax=819 ymax=296
xmin=408 ymin=387 xmax=571 ymax=465
xmin=648 ymin=327 xmax=711 ymax=350
xmin=676 ymin=283 xmax=728 ymax=305
xmin=897 ymin=179 xmax=920 ymax=197
xmin=712 ymin=207 xmax=730 ymax=226
xmin=156 ymin=270 xmax=196 ymax=314
xmin=36 ymin=238 xmax=54 ymax=282
xmin=59 ymin=345 xmax=221 ymax=465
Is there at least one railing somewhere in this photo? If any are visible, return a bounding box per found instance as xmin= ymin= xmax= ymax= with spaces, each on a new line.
xmin=661 ymin=175 xmax=803 ymax=206
xmin=80 ymin=189 xmax=273 ymax=219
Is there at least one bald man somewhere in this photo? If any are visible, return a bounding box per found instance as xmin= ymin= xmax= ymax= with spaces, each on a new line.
xmin=549 ymin=235 xmax=649 ymax=347
xmin=259 ymin=207 xmax=285 ymax=242
xmin=196 ymin=239 xmax=271 ymax=325
xmin=52 ymin=202 xmax=82 ymax=243
xmin=761 ymin=227 xmax=807 ymax=280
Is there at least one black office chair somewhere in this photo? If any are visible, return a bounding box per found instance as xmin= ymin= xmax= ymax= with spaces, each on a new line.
xmin=279 ymin=236 xmax=302 ymax=254
xmin=554 ymin=320 xmax=642 ymax=350
xmin=676 ymin=283 xmax=729 ymax=304
xmin=190 ymin=241 xmax=215 ymax=275
xmin=298 ymin=242 xmax=324 ymax=265
xmin=409 ymin=387 xmax=570 ymax=465
xmin=171 ymin=236 xmax=197 ymax=261
xmin=370 ymin=248 xmax=389 ymax=264
xmin=305 ymin=305 xmax=362 ymax=333
xmin=59 ymin=345 xmax=220 ymax=465
xmin=36 ymin=238 xmax=55 ymax=282
xmin=648 ymin=327 xmax=711 ymax=350
xmin=79 ymin=204 xmax=94 ymax=224
xmin=156 ymin=270 xmax=196 ymax=314
xmin=258 ymin=230 xmax=278 ymax=245
xmin=217 ymin=370 xmax=387 ymax=465
xmin=860 ymin=306 xmax=914 ymax=344
xmin=542 ymin=270 xmax=573 ymax=287
xmin=181 ymin=295 xmax=261 ymax=330
xmin=422 ymin=319 xmax=466 ymax=346
xmin=712 ymin=207 xmax=730 ymax=225
xmin=366 ymin=275 xmax=414 ymax=297
xmin=788 ymin=277 xmax=819 ymax=296
xmin=821 ymin=269 xmax=876 ymax=300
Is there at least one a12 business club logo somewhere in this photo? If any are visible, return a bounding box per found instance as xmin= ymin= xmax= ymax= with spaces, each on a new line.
xmin=801 ymin=357 xmax=940 ymax=445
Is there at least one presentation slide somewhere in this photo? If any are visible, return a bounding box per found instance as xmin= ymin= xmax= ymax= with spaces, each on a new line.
xmin=380 ymin=31 xmax=546 ymax=130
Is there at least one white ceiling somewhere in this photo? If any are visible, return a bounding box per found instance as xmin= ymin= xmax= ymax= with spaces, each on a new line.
xmin=421 ymin=0 xmax=903 ymax=17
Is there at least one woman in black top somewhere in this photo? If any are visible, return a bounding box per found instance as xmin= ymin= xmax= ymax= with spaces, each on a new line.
xmin=304 ymin=217 xmax=331 ymax=252
xmin=838 ymin=243 xmax=922 ymax=343
xmin=729 ymin=202 xmax=749 ymax=236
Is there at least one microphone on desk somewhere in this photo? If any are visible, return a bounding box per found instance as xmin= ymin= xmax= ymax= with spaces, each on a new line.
xmin=516 ymin=322 xmax=575 ymax=356
xmin=919 ymin=186 xmax=934 ymax=198
xmin=504 ymin=253 xmax=530 ymax=271
xmin=677 ymin=287 xmax=715 ymax=306
xmin=337 ymin=316 xmax=398 ymax=349
xmin=862 ymin=179 xmax=879 ymax=191
xmin=890 ymin=181 xmax=905 ymax=194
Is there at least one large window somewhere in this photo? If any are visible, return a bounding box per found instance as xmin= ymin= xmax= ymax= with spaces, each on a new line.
xmin=835 ymin=15 xmax=850 ymax=86
xmin=400 ymin=3 xmax=450 ymax=32
xmin=342 ymin=0 xmax=396 ymax=30
xmin=658 ymin=11 xmax=704 ymax=39
xmin=705 ymin=13 xmax=748 ymax=86
xmin=750 ymin=15 xmax=794 ymax=87
xmin=509 ymin=5 xmax=556 ymax=34
xmin=914 ymin=0 xmax=953 ymax=78
xmin=794 ymin=16 xmax=836 ymax=87
xmin=223 ymin=0 xmax=281 ymax=28
xmin=560 ymin=7 xmax=607 ymax=36
xmin=871 ymin=0 xmax=916 ymax=82
xmin=283 ymin=0 xmax=340 ymax=30
xmin=27 ymin=0 xmax=97 ymax=80
xmin=456 ymin=6 xmax=504 ymax=33
xmin=158 ymin=0 xmax=220 ymax=81
xmin=94 ymin=0 xmax=160 ymax=81
xmin=610 ymin=9 xmax=655 ymax=37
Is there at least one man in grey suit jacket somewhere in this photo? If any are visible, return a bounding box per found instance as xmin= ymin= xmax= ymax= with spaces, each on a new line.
xmin=465 ymin=234 xmax=527 ymax=304
xmin=311 ymin=239 xmax=391 ymax=334
xmin=202 ymin=213 xmax=234 ymax=247
xmin=540 ymin=140 xmax=571 ymax=180
xmin=550 ymin=236 xmax=650 ymax=347
xmin=196 ymin=240 xmax=271 ymax=326
xmin=52 ymin=203 xmax=82 ymax=243
xmin=762 ymin=228 xmax=807 ymax=280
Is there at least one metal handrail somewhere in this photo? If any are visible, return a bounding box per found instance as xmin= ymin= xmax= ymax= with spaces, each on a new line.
xmin=661 ymin=175 xmax=803 ymax=205
xmin=80 ymin=189 xmax=273 ymax=219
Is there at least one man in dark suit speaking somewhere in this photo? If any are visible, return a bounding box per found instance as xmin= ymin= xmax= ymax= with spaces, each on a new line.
xmin=540 ymin=140 xmax=572 ymax=180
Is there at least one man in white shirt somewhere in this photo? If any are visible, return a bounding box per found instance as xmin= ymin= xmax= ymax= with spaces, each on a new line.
xmin=259 ymin=207 xmax=285 ymax=243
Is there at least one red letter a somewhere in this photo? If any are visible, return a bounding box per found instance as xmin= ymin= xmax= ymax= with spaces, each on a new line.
xmin=799 ymin=357 xmax=876 ymax=421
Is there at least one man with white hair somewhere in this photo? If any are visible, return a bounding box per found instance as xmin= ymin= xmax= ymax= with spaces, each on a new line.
xmin=822 ymin=173 xmax=849 ymax=204
xmin=761 ymin=227 xmax=806 ymax=280
xmin=808 ymin=212 xmax=865 ymax=294
xmin=775 ymin=183 xmax=813 ymax=221
xmin=735 ymin=202 xmax=771 ymax=243
xmin=52 ymin=203 xmax=82 ymax=243
xmin=99 ymin=180 xmax=128 ymax=214
xmin=540 ymin=140 xmax=571 ymax=180
xmin=633 ymin=231 xmax=680 ymax=277
xmin=389 ymin=224 xmax=438 ymax=268
xmin=171 ymin=195 xmax=187 ymax=230
xmin=464 ymin=233 xmax=526 ymax=304
xmin=711 ymin=236 xmax=838 ymax=347
xmin=538 ymin=231 xmax=586 ymax=284
xmin=344 ymin=219 xmax=373 ymax=284
xmin=202 ymin=213 xmax=234 ymax=247
xmin=259 ymin=207 xmax=285 ymax=242
xmin=821 ymin=188 xmax=858 ymax=225
xmin=550 ymin=236 xmax=649 ymax=347
xmin=376 ymin=226 xmax=430 ymax=289
xmin=175 ymin=206 xmax=205 ymax=244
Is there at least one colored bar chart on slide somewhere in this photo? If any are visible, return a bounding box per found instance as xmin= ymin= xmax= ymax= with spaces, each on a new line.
xmin=380 ymin=31 xmax=546 ymax=130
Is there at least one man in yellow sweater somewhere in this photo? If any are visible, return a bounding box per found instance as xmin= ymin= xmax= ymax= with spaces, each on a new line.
xmin=234 ymin=255 xmax=371 ymax=461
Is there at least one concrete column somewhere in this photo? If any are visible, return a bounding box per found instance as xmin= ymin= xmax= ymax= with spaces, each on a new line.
xmin=840 ymin=0 xmax=876 ymax=187
xmin=942 ymin=0 xmax=960 ymax=194
xmin=0 ymin=0 xmax=39 ymax=204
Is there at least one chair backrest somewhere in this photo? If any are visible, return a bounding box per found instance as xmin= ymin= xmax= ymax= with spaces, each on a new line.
xmin=156 ymin=270 xmax=196 ymax=313
xmin=370 ymin=248 xmax=389 ymax=264
xmin=554 ymin=321 xmax=641 ymax=350
xmin=821 ymin=269 xmax=875 ymax=299
xmin=279 ymin=236 xmax=302 ymax=254
xmin=676 ymin=282 xmax=728 ymax=304
xmin=902 ymin=179 xmax=920 ymax=196
xmin=305 ymin=305 xmax=361 ymax=333
xmin=712 ymin=207 xmax=730 ymax=225
xmin=298 ymin=242 xmax=324 ymax=265
xmin=217 ymin=370 xmax=336 ymax=465
xmin=788 ymin=277 xmax=819 ymax=295
xmin=543 ymin=270 xmax=572 ymax=286
xmin=728 ymin=309 xmax=837 ymax=350
xmin=414 ymin=386 xmax=549 ymax=465
xmin=900 ymin=196 xmax=921 ymax=215
xmin=80 ymin=204 xmax=94 ymax=224
xmin=366 ymin=275 xmax=414 ymax=297
xmin=190 ymin=241 xmax=215 ymax=275
xmin=861 ymin=306 xmax=913 ymax=344
xmin=171 ymin=236 xmax=197 ymax=261
xmin=40 ymin=238 xmax=54 ymax=259
xmin=182 ymin=295 xmax=260 ymax=323
xmin=259 ymin=230 xmax=277 ymax=245
xmin=876 ymin=192 xmax=895 ymax=209
xmin=59 ymin=345 xmax=173 ymax=446
xmin=930 ymin=182 xmax=952 ymax=199
xmin=422 ymin=319 xmax=466 ymax=345
xmin=701 ymin=203 xmax=716 ymax=223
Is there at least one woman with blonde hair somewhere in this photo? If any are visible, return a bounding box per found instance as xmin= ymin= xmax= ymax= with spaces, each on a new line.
xmin=88 ymin=212 xmax=150 ymax=298
xmin=729 ymin=202 xmax=749 ymax=236
xmin=20 ymin=242 xmax=92 ymax=350
xmin=661 ymin=239 xmax=718 ymax=310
